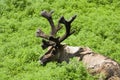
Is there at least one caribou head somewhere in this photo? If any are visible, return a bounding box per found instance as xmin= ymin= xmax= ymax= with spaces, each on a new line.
xmin=36 ymin=10 xmax=77 ymax=65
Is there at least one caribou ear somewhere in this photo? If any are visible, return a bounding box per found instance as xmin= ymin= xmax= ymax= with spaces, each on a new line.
xmin=41 ymin=40 xmax=49 ymax=49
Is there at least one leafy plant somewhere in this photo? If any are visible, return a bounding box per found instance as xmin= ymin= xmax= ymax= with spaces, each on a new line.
xmin=0 ymin=0 xmax=120 ymax=80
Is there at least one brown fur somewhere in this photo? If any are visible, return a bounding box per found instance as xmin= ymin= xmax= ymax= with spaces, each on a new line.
xmin=40 ymin=44 xmax=120 ymax=80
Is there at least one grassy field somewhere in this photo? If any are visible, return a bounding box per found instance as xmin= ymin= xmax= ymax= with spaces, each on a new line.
xmin=0 ymin=0 xmax=120 ymax=80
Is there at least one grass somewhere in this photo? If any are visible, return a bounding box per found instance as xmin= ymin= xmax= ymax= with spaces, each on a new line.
xmin=0 ymin=0 xmax=120 ymax=80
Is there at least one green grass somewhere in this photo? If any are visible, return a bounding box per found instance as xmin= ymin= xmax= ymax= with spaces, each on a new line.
xmin=0 ymin=0 xmax=120 ymax=80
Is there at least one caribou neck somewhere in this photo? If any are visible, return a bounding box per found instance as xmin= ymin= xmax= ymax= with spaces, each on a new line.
xmin=57 ymin=45 xmax=93 ymax=63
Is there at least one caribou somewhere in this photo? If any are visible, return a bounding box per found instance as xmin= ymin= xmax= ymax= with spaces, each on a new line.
xmin=36 ymin=10 xmax=120 ymax=80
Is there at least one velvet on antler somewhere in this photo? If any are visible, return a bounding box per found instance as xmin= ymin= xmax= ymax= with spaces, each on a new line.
xmin=36 ymin=10 xmax=77 ymax=49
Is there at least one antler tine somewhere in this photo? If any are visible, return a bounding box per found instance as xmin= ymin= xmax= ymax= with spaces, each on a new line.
xmin=59 ymin=15 xmax=77 ymax=42
xmin=36 ymin=29 xmax=56 ymax=49
xmin=41 ymin=10 xmax=56 ymax=36
xmin=36 ymin=29 xmax=49 ymax=40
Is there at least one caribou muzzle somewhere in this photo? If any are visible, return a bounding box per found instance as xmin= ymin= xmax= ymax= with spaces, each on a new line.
xmin=40 ymin=56 xmax=48 ymax=66
xmin=40 ymin=60 xmax=47 ymax=66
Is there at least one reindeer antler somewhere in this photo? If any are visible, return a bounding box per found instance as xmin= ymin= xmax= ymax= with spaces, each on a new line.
xmin=59 ymin=15 xmax=77 ymax=42
xmin=36 ymin=10 xmax=62 ymax=49
xmin=41 ymin=10 xmax=62 ymax=36
xmin=49 ymin=15 xmax=77 ymax=45
xmin=36 ymin=10 xmax=76 ymax=49
xmin=41 ymin=10 xmax=56 ymax=36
